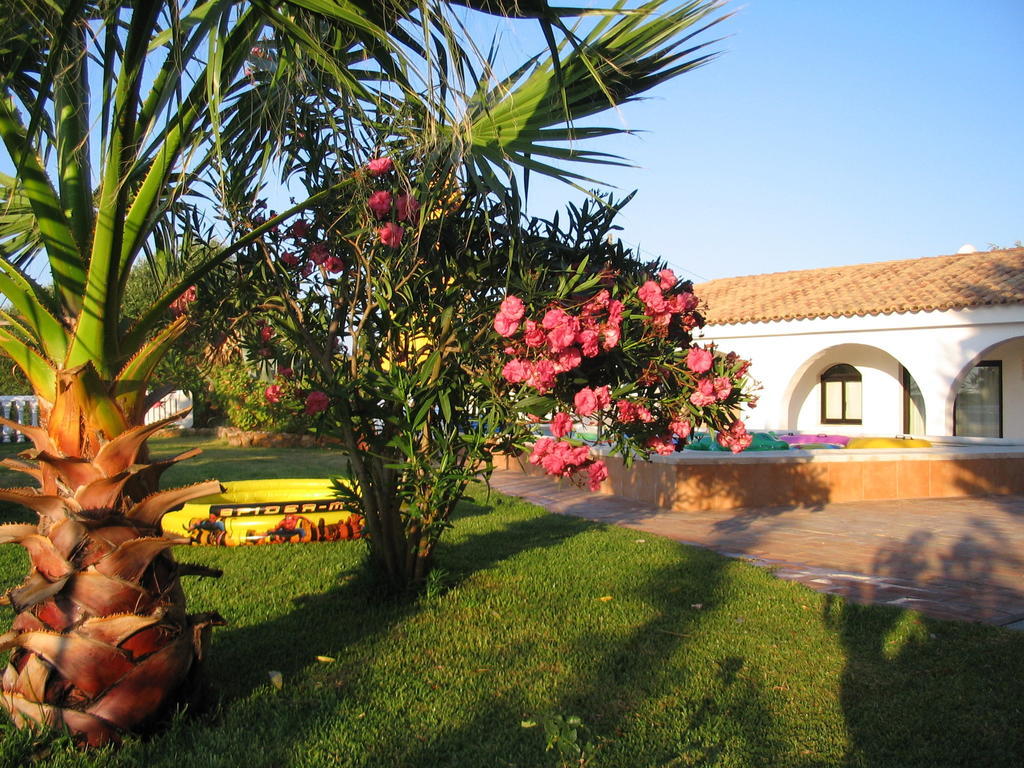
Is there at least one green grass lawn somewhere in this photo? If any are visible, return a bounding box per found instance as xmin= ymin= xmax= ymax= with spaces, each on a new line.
xmin=1 ymin=435 xmax=1022 ymax=767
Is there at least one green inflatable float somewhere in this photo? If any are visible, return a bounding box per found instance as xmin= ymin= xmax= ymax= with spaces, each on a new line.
xmin=684 ymin=432 xmax=790 ymax=452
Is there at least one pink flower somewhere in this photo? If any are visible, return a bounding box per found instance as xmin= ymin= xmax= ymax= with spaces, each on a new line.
xmin=607 ymin=300 xmax=623 ymax=323
xmin=278 ymin=367 xmax=294 ymax=379
xmin=713 ymin=376 xmax=732 ymax=401
xmin=529 ymin=437 xmax=554 ymax=465
xmin=541 ymin=308 xmax=569 ymax=330
xmin=546 ymin=315 xmax=580 ymax=353
xmin=668 ymin=292 xmax=698 ymax=313
xmin=378 ymin=222 xmax=404 ymax=247
xmin=288 ymin=220 xmax=310 ymax=239
xmin=260 ymin=325 xmax=274 ymax=342
xmin=601 ymin=325 xmax=621 ymax=350
xmin=304 ymin=390 xmax=330 ymax=415
xmin=577 ymin=329 xmax=600 ymax=357
xmin=646 ymin=435 xmax=675 ymax=456
xmin=647 ymin=308 xmax=672 ymax=327
xmin=396 ymin=193 xmax=420 ymax=222
xmin=526 ymin=359 xmax=556 ymax=394
xmin=523 ymin=320 xmax=546 ymax=348
xmin=308 ymin=242 xmax=330 ymax=265
xmin=553 ymin=347 xmax=582 ymax=373
xmin=281 ymin=251 xmax=300 ymax=268
xmin=367 ymin=156 xmax=394 ymax=176
xmin=616 ymin=400 xmax=637 ymax=423
xmin=301 ymin=261 xmax=314 ymax=278
xmin=669 ymin=419 xmax=692 ymax=438
xmin=324 ymin=256 xmax=345 ymax=273
xmin=568 ymin=444 xmax=590 ymax=466
xmin=594 ymin=386 xmax=611 ymax=409
xmin=586 ymin=460 xmax=609 ymax=491
xmin=169 ymin=285 xmax=197 ymax=317
xmin=717 ymin=419 xmax=752 ymax=453
xmin=583 ymin=290 xmax=610 ymax=314
xmin=574 ymin=387 xmax=599 ymax=417
xmin=635 ymin=405 xmax=655 ymax=423
xmin=368 ymin=190 xmax=393 ymax=219
xmin=637 ymin=280 xmax=666 ymax=312
xmin=689 ymin=378 xmax=717 ymax=407
xmin=264 ymin=385 xmax=282 ymax=403
xmin=494 ymin=312 xmax=520 ymax=337
xmin=501 ymin=359 xmax=529 ymax=384
xmin=540 ymin=452 xmax=567 ymax=476
xmin=686 ymin=347 xmax=713 ymax=374
xmin=500 ymin=295 xmax=526 ymax=322
xmin=550 ymin=412 xmax=572 ymax=438
xmin=658 ymin=269 xmax=677 ymax=290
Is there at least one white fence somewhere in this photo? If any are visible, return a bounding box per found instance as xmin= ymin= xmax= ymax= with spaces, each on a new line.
xmin=0 ymin=396 xmax=39 ymax=443
xmin=0 ymin=391 xmax=193 ymax=443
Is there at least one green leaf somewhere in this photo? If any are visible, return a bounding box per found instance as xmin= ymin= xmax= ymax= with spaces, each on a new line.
xmin=0 ymin=96 xmax=86 ymax=312
xmin=0 ymin=263 xmax=68 ymax=362
xmin=0 ymin=327 xmax=55 ymax=400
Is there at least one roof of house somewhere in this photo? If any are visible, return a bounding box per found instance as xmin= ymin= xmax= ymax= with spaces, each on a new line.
xmin=695 ymin=248 xmax=1024 ymax=326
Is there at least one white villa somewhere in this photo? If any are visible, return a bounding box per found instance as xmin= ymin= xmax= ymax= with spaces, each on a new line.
xmin=696 ymin=248 xmax=1024 ymax=442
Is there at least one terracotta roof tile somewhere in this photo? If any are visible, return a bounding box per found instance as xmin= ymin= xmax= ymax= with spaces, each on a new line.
xmin=695 ymin=248 xmax=1024 ymax=326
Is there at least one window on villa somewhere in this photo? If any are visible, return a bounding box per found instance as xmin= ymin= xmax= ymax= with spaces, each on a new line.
xmin=820 ymin=364 xmax=862 ymax=425
xmin=954 ymin=361 xmax=1002 ymax=438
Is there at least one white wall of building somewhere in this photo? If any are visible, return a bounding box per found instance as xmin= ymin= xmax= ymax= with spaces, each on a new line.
xmin=699 ymin=304 xmax=1024 ymax=440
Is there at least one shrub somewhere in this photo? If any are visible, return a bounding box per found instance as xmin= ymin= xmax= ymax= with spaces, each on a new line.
xmin=209 ymin=361 xmax=312 ymax=433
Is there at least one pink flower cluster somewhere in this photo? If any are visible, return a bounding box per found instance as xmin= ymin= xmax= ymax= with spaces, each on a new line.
xmin=304 ymin=390 xmax=330 ymax=415
xmin=684 ymin=345 xmax=736 ymax=407
xmin=636 ymin=269 xmax=698 ymax=328
xmin=716 ymin=419 xmax=752 ymax=453
xmin=530 ymin=438 xmax=609 ymax=491
xmin=169 ymin=285 xmax=197 ymax=317
xmin=689 ymin=376 xmax=734 ymax=407
xmin=279 ymin=220 xmax=344 ymax=275
xmin=496 ymin=291 xmax=623 ymax=394
xmin=363 ymin=157 xmax=419 ymax=249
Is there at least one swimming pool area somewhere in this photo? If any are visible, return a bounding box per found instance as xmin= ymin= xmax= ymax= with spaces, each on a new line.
xmin=497 ymin=440 xmax=1024 ymax=512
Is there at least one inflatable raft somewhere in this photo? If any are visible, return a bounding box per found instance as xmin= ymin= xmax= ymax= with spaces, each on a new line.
xmin=845 ymin=436 xmax=932 ymax=449
xmin=162 ymin=478 xmax=363 ymax=546
xmin=778 ymin=434 xmax=851 ymax=447
xmin=685 ymin=432 xmax=790 ymax=451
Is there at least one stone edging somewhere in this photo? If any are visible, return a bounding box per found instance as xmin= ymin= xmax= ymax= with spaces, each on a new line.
xmin=156 ymin=426 xmax=335 ymax=448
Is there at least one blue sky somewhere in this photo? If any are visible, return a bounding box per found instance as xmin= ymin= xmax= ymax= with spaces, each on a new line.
xmin=4 ymin=3 xmax=1019 ymax=285
xmin=488 ymin=0 xmax=1024 ymax=282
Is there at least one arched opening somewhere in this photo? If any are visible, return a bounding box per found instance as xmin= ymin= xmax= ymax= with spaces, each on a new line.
xmin=948 ymin=335 xmax=1024 ymax=439
xmin=783 ymin=343 xmax=925 ymax=434
xmin=820 ymin=364 xmax=862 ymax=424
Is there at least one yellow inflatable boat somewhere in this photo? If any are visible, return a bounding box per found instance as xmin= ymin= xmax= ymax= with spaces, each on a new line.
xmin=845 ymin=437 xmax=932 ymax=449
xmin=161 ymin=478 xmax=363 ymax=546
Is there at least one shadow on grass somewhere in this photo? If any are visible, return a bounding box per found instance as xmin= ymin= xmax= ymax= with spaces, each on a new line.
xmin=399 ymin=546 xmax=787 ymax=767
xmin=823 ymin=596 xmax=1024 ymax=767
xmin=200 ymin=502 xmax=593 ymax=705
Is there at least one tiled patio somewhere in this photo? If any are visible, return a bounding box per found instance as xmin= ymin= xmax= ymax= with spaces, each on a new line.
xmin=488 ymin=470 xmax=1024 ymax=626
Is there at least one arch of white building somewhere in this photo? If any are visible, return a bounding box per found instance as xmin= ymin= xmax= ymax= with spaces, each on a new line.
xmin=780 ymin=342 xmax=922 ymax=435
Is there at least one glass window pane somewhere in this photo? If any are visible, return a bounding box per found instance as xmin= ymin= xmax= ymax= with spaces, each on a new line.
xmin=845 ymin=380 xmax=862 ymax=420
xmin=824 ymin=381 xmax=843 ymax=420
xmin=905 ymin=370 xmax=926 ymax=434
xmin=955 ymin=364 xmax=1002 ymax=437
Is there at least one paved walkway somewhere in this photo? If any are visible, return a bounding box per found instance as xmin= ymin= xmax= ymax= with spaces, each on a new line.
xmin=489 ymin=470 xmax=1024 ymax=626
